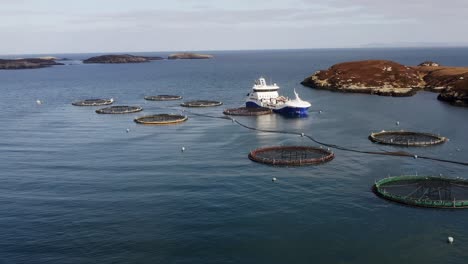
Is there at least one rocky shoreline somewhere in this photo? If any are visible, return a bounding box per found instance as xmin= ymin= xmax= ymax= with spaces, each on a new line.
xmin=437 ymin=77 xmax=468 ymax=106
xmin=301 ymin=60 xmax=468 ymax=106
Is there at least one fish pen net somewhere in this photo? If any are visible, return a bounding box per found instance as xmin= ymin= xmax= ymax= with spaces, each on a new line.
xmin=144 ymin=95 xmax=182 ymax=101
xmin=369 ymin=131 xmax=447 ymax=146
xmin=248 ymin=146 xmax=334 ymax=166
xmin=223 ymin=107 xmax=272 ymax=116
xmin=134 ymin=114 xmax=188 ymax=125
xmin=181 ymin=100 xmax=223 ymax=107
xmin=72 ymin=98 xmax=113 ymax=106
xmin=96 ymin=105 xmax=143 ymax=114
xmin=373 ymin=176 xmax=468 ymax=208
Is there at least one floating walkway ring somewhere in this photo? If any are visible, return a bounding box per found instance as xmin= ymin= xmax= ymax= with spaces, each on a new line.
xmin=96 ymin=105 xmax=143 ymax=114
xmin=223 ymin=107 xmax=272 ymax=116
xmin=134 ymin=114 xmax=188 ymax=125
xmin=369 ymin=130 xmax=447 ymax=146
xmin=72 ymin=98 xmax=114 ymax=106
xmin=180 ymin=100 xmax=223 ymax=107
xmin=373 ymin=175 xmax=468 ymax=209
xmin=248 ymin=146 xmax=334 ymax=166
xmin=144 ymin=95 xmax=182 ymax=101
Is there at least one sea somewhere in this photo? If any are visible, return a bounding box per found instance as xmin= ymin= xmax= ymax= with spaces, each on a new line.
xmin=1 ymin=48 xmax=468 ymax=264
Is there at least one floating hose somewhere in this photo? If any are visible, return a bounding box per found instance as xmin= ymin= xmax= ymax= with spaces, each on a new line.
xmin=182 ymin=109 xmax=468 ymax=167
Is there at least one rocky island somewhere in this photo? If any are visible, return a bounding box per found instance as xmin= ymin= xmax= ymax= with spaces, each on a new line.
xmin=301 ymin=60 xmax=468 ymax=106
xmin=301 ymin=60 xmax=423 ymax=96
xmin=167 ymin=53 xmax=213 ymax=60
xmin=0 ymin=58 xmax=64 ymax=70
xmin=83 ymin=54 xmax=163 ymax=64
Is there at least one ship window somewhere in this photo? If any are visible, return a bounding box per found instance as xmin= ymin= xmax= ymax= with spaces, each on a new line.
xmin=253 ymin=89 xmax=278 ymax=92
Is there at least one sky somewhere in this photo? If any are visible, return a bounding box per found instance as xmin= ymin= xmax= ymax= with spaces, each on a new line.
xmin=1 ymin=0 xmax=467 ymax=54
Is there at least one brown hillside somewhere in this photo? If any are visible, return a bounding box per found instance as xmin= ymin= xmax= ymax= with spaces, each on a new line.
xmin=301 ymin=60 xmax=468 ymax=106
xmin=302 ymin=60 xmax=424 ymax=96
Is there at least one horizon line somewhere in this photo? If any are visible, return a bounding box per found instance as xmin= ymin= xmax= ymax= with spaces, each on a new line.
xmin=2 ymin=45 xmax=468 ymax=57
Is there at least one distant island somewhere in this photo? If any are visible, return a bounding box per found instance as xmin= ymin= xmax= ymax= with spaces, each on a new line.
xmin=0 ymin=57 xmax=64 ymax=70
xmin=83 ymin=54 xmax=164 ymax=64
xmin=301 ymin=60 xmax=468 ymax=106
xmin=168 ymin=52 xmax=213 ymax=60
xmin=2 ymin=53 xmax=214 ymax=68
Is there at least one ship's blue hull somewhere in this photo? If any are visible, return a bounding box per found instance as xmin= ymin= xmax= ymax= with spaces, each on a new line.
xmin=246 ymin=101 xmax=308 ymax=116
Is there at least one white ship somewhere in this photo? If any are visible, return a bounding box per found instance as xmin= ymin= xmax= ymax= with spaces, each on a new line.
xmin=245 ymin=77 xmax=311 ymax=116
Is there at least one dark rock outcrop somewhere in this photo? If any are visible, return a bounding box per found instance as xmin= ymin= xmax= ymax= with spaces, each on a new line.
xmin=83 ymin=54 xmax=163 ymax=64
xmin=168 ymin=53 xmax=213 ymax=60
xmin=418 ymin=61 xmax=440 ymax=67
xmin=437 ymin=75 xmax=468 ymax=106
xmin=0 ymin=58 xmax=64 ymax=70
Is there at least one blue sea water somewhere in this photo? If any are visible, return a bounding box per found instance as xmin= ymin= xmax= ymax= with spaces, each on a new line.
xmin=1 ymin=48 xmax=468 ymax=264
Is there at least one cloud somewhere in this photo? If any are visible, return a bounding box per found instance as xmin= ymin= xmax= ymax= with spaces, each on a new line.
xmin=323 ymin=0 xmax=468 ymax=22
xmin=63 ymin=5 xmax=411 ymax=33
xmin=0 ymin=0 xmax=467 ymax=54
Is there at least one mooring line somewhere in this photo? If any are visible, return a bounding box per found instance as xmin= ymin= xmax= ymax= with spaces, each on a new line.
xmin=181 ymin=110 xmax=468 ymax=167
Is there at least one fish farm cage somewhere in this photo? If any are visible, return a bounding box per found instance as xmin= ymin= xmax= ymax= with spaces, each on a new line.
xmin=180 ymin=100 xmax=223 ymax=107
xmin=134 ymin=114 xmax=188 ymax=125
xmin=95 ymin=106 xmax=143 ymax=114
xmin=144 ymin=95 xmax=182 ymax=101
xmin=369 ymin=130 xmax=447 ymax=146
xmin=248 ymin=146 xmax=335 ymax=166
xmin=223 ymin=107 xmax=272 ymax=116
xmin=72 ymin=98 xmax=114 ymax=106
xmin=373 ymin=175 xmax=468 ymax=208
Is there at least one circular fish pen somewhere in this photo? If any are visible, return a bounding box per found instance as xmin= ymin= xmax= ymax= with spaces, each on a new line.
xmin=248 ymin=146 xmax=334 ymax=166
xmin=373 ymin=176 xmax=468 ymax=208
xmin=180 ymin=100 xmax=223 ymax=107
xmin=369 ymin=130 xmax=447 ymax=146
xmin=144 ymin=95 xmax=182 ymax=101
xmin=134 ymin=114 xmax=188 ymax=125
xmin=223 ymin=107 xmax=272 ymax=116
xmin=72 ymin=98 xmax=114 ymax=106
xmin=96 ymin=105 xmax=143 ymax=114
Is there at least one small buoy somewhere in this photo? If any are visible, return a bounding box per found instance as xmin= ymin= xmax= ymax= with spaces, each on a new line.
xmin=414 ymin=155 xmax=418 ymax=159
xmin=272 ymin=177 xmax=277 ymax=182
xmin=396 ymin=121 xmax=400 ymax=126
xmin=300 ymin=133 xmax=304 ymax=137
xmin=181 ymin=147 xmax=185 ymax=152
xmin=319 ymin=110 xmax=322 ymax=114
xmin=36 ymin=99 xmax=42 ymax=105
xmin=448 ymin=237 xmax=454 ymax=244
xmin=126 ymin=128 xmax=130 ymax=133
